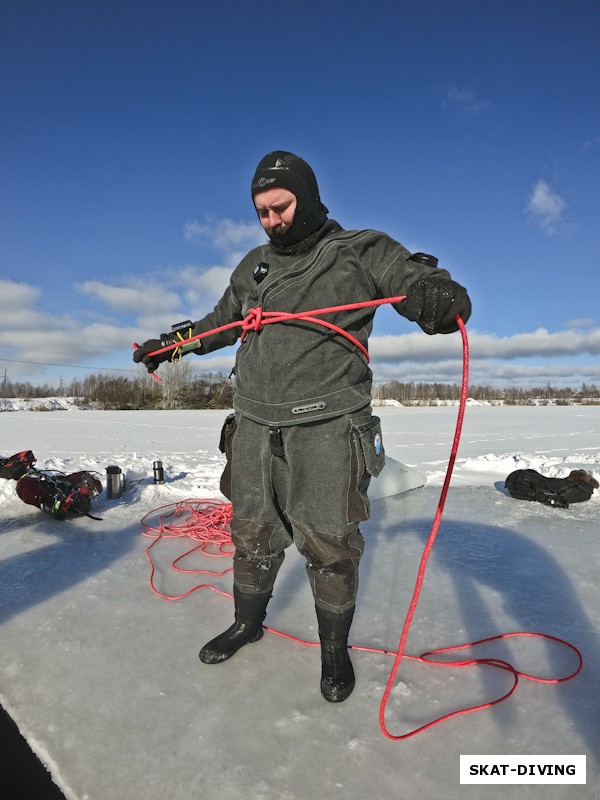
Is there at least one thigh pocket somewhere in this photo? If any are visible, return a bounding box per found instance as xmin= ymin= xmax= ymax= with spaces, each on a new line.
xmin=352 ymin=415 xmax=385 ymax=478
xmin=218 ymin=413 xmax=237 ymax=500
xmin=348 ymin=415 xmax=385 ymax=521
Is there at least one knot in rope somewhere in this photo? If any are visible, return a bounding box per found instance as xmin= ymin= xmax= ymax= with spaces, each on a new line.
xmin=240 ymin=306 xmax=264 ymax=342
xmin=246 ymin=307 xmax=264 ymax=332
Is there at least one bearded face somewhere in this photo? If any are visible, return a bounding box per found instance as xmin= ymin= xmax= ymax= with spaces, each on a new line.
xmin=254 ymin=188 xmax=298 ymax=244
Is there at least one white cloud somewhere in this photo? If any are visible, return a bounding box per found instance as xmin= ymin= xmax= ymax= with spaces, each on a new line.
xmin=441 ymin=85 xmax=491 ymax=116
xmin=370 ymin=327 xmax=600 ymax=365
xmin=184 ymin=215 xmax=265 ymax=253
xmin=581 ymin=135 xmax=600 ymax=152
xmin=184 ymin=216 xmax=266 ymax=267
xmin=0 ymin=277 xmax=40 ymax=306
xmin=1 ymin=323 xmax=136 ymax=364
xmin=566 ymin=318 xmax=595 ymax=331
xmin=525 ymin=180 xmax=566 ymax=235
xmin=77 ymin=280 xmax=182 ymax=316
xmin=0 ymin=278 xmax=47 ymax=328
xmin=0 ymin=277 xmax=79 ymax=334
xmin=177 ymin=264 xmax=232 ymax=309
xmin=190 ymin=352 xmax=236 ymax=375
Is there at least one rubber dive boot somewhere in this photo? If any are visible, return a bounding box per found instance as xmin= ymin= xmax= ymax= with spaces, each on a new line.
xmin=320 ymin=637 xmax=355 ymax=703
xmin=317 ymin=606 xmax=356 ymax=703
xmin=199 ymin=589 xmax=269 ymax=665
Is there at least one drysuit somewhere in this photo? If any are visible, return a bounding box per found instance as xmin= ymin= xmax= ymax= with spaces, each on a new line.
xmin=186 ymin=219 xmax=452 ymax=612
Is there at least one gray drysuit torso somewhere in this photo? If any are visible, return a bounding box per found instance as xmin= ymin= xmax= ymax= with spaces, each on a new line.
xmin=192 ymin=220 xmax=451 ymax=426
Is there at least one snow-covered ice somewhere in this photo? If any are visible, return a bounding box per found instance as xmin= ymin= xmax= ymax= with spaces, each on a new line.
xmin=0 ymin=405 xmax=599 ymax=799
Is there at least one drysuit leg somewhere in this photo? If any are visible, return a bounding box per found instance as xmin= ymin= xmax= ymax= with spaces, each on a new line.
xmin=199 ymin=415 xmax=293 ymax=664
xmin=272 ymin=411 xmax=381 ymax=612
xmin=270 ymin=410 xmax=382 ymax=701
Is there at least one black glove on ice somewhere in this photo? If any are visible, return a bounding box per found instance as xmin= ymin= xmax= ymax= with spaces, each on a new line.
xmin=403 ymin=276 xmax=472 ymax=335
xmin=133 ymin=339 xmax=173 ymax=373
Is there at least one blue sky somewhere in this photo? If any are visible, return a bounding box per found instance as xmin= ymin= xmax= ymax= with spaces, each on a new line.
xmin=1 ymin=0 xmax=599 ymax=391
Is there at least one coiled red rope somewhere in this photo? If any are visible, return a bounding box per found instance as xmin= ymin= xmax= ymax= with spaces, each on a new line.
xmin=139 ymin=298 xmax=583 ymax=738
xmin=141 ymin=499 xmax=234 ymax=601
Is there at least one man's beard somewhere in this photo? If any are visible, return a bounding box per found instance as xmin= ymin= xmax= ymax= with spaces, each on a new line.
xmin=269 ymin=228 xmax=321 ymax=255
xmin=266 ymin=221 xmax=291 ymax=238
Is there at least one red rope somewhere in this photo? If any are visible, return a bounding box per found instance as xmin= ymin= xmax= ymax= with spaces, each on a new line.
xmin=377 ymin=315 xmax=469 ymax=738
xmin=375 ymin=316 xmax=582 ymax=738
xmin=138 ymin=300 xmax=583 ymax=738
xmin=141 ymin=499 xmax=582 ymax=735
xmin=141 ymin=499 xmax=234 ymax=601
xmin=143 ymin=295 xmax=406 ymax=364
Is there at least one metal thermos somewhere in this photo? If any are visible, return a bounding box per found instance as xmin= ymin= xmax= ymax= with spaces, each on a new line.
xmin=153 ymin=460 xmax=165 ymax=484
xmin=105 ymin=465 xmax=123 ymax=499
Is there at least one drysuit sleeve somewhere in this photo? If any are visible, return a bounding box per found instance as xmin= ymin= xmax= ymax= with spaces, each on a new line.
xmin=365 ymin=232 xmax=470 ymax=332
xmin=184 ymin=283 xmax=245 ymax=355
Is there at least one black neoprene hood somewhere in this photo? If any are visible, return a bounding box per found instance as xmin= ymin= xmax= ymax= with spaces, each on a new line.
xmin=251 ymin=150 xmax=328 ymax=247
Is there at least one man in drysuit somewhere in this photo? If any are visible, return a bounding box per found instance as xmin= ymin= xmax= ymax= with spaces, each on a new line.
xmin=134 ymin=151 xmax=471 ymax=702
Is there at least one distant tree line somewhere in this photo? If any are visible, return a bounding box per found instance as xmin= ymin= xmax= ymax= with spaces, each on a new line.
xmin=1 ymin=363 xmax=235 ymax=410
xmin=2 ymin=367 xmax=600 ymax=408
xmin=372 ymin=380 xmax=600 ymax=405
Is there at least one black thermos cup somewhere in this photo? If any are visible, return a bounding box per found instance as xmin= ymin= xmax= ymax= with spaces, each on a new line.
xmin=153 ymin=460 xmax=165 ymax=484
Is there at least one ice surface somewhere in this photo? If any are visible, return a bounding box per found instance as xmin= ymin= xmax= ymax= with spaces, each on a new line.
xmin=0 ymin=405 xmax=599 ymax=799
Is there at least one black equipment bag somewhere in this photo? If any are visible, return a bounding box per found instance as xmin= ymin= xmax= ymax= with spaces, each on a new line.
xmin=0 ymin=450 xmax=36 ymax=480
xmin=16 ymin=470 xmax=103 ymax=520
xmin=505 ymin=468 xmax=598 ymax=509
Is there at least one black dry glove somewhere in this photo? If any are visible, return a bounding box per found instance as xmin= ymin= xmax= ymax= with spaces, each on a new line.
xmin=133 ymin=339 xmax=173 ymax=373
xmin=133 ymin=321 xmax=202 ymax=373
xmin=403 ymin=276 xmax=472 ymax=335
